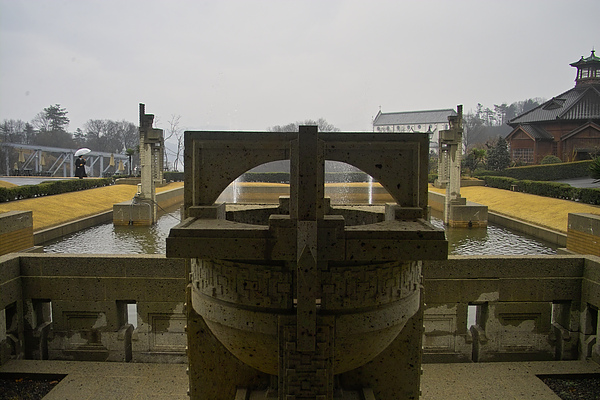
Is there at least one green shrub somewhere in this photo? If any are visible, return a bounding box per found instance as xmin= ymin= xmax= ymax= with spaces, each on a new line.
xmin=428 ymin=173 xmax=438 ymax=183
xmin=578 ymin=187 xmax=600 ymax=205
xmin=591 ymin=157 xmax=600 ymax=183
xmin=476 ymin=160 xmax=592 ymax=181
xmin=481 ymin=176 xmax=518 ymax=190
xmin=517 ymin=180 xmax=575 ymax=199
xmin=0 ymin=178 xmax=113 ymax=202
xmin=540 ymin=155 xmax=562 ymax=165
xmin=480 ymin=175 xmax=600 ymax=205
xmin=164 ymin=171 xmax=184 ymax=182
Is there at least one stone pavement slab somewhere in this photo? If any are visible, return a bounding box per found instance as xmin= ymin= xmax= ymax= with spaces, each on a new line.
xmin=421 ymin=360 xmax=600 ymax=400
xmin=2 ymin=359 xmax=600 ymax=399
xmin=0 ymin=360 xmax=188 ymax=400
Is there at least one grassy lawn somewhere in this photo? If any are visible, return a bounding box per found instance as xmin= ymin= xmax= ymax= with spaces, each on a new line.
xmin=429 ymin=184 xmax=600 ymax=233
xmin=0 ymin=182 xmax=183 ymax=231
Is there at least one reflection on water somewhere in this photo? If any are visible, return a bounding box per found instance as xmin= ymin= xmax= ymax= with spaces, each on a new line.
xmin=429 ymin=217 xmax=557 ymax=256
xmin=43 ymin=207 xmax=557 ymax=256
xmin=43 ymin=181 xmax=557 ymax=256
xmin=43 ymin=209 xmax=181 ymax=254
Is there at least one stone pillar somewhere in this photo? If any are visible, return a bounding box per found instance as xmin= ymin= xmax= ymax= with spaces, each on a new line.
xmin=438 ymin=106 xmax=487 ymax=227
xmin=280 ymin=125 xmax=334 ymax=398
xmin=439 ymin=106 xmax=463 ymax=225
xmin=113 ymin=104 xmax=163 ymax=226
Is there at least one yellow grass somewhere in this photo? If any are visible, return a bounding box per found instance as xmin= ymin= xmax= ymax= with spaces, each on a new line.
xmin=0 ymin=182 xmax=183 ymax=232
xmin=429 ymin=184 xmax=600 ymax=233
xmin=0 ymin=180 xmax=17 ymax=188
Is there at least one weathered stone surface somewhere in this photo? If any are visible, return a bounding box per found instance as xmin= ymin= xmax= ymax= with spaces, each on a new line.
xmin=0 ymin=211 xmax=34 ymax=255
xmin=168 ymin=127 xmax=443 ymax=398
xmin=568 ymin=213 xmax=600 ymax=256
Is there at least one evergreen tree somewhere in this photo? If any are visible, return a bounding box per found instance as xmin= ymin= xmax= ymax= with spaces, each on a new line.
xmin=463 ymin=148 xmax=487 ymax=175
xmin=590 ymin=157 xmax=600 ymax=183
xmin=486 ymin=136 xmax=511 ymax=171
xmin=31 ymin=104 xmax=73 ymax=148
xmin=32 ymin=104 xmax=70 ymax=132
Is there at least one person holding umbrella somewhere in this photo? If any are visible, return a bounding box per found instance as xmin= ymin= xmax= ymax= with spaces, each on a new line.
xmin=74 ymin=148 xmax=91 ymax=179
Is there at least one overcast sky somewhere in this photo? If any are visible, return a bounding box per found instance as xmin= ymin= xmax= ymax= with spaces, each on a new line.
xmin=1 ymin=0 xmax=598 ymax=135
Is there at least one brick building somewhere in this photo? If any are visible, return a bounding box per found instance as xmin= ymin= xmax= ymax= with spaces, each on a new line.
xmin=506 ymin=50 xmax=600 ymax=164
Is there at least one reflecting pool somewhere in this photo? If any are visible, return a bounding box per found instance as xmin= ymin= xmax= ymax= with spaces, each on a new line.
xmin=43 ymin=209 xmax=181 ymax=254
xmin=43 ymin=209 xmax=557 ymax=256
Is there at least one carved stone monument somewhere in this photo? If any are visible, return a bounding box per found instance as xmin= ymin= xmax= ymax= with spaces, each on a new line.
xmin=113 ymin=104 xmax=164 ymax=226
xmin=438 ymin=106 xmax=487 ymax=228
xmin=167 ymin=127 xmax=447 ymax=399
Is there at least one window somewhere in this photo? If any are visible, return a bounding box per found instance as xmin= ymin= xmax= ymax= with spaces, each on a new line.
xmin=581 ymin=68 xmax=590 ymax=79
xmin=117 ymin=300 xmax=138 ymax=329
xmin=512 ymin=148 xmax=533 ymax=163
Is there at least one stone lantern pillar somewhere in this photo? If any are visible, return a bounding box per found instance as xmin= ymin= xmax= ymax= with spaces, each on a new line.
xmin=113 ymin=104 xmax=164 ymax=226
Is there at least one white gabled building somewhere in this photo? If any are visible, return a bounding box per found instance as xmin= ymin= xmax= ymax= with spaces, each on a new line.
xmin=372 ymin=108 xmax=457 ymax=152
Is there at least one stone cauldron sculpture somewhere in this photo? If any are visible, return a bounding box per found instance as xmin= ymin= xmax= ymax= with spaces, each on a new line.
xmin=167 ymin=127 xmax=447 ymax=399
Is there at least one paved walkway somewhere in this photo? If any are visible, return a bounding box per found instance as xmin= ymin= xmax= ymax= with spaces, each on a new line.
xmin=0 ymin=360 xmax=188 ymax=400
xmin=2 ymin=359 xmax=600 ymax=399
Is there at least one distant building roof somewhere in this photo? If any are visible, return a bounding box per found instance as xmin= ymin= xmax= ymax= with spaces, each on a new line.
xmin=373 ymin=109 xmax=456 ymax=127
xmin=507 ymin=85 xmax=600 ymax=126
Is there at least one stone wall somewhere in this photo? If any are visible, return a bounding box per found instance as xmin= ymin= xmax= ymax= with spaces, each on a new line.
xmin=0 ymin=253 xmax=186 ymax=366
xmin=0 ymin=254 xmax=23 ymax=365
xmin=0 ymin=211 xmax=34 ymax=255
xmin=567 ymin=213 xmax=600 ymax=257
xmin=422 ymin=255 xmax=600 ymax=363
xmin=3 ymin=252 xmax=600 ymax=368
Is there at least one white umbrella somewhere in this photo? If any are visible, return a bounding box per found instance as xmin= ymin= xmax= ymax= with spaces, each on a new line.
xmin=75 ymin=147 xmax=91 ymax=157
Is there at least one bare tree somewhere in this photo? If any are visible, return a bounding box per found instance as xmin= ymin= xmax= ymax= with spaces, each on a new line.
xmin=164 ymin=115 xmax=184 ymax=171
xmin=268 ymin=118 xmax=340 ymax=132
xmin=83 ymin=119 xmax=137 ymax=153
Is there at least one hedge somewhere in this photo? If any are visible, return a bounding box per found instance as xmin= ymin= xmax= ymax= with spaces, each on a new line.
xmin=474 ymin=160 xmax=593 ymax=181
xmin=0 ymin=178 xmax=114 ymax=202
xmin=480 ymin=175 xmax=600 ymax=205
xmin=164 ymin=171 xmax=184 ymax=182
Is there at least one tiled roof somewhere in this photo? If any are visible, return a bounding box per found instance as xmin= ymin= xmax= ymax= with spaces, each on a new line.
xmin=519 ymin=124 xmax=554 ymax=140
xmin=373 ymin=109 xmax=456 ymax=126
xmin=570 ymin=49 xmax=600 ymax=67
xmin=508 ymin=85 xmax=600 ymax=125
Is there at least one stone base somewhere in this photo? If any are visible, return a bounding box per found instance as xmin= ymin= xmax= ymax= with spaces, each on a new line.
xmin=115 ymin=177 xmax=167 ymax=187
xmin=113 ymin=201 xmax=155 ymax=226
xmin=448 ymin=203 xmax=488 ymax=228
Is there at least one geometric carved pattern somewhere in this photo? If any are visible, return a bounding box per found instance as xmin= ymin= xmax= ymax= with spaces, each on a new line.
xmin=192 ymin=259 xmax=293 ymax=309
xmin=279 ymin=316 xmax=334 ymax=400
xmin=193 ymin=259 xmax=421 ymax=312
xmin=321 ymin=261 xmax=421 ymax=310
